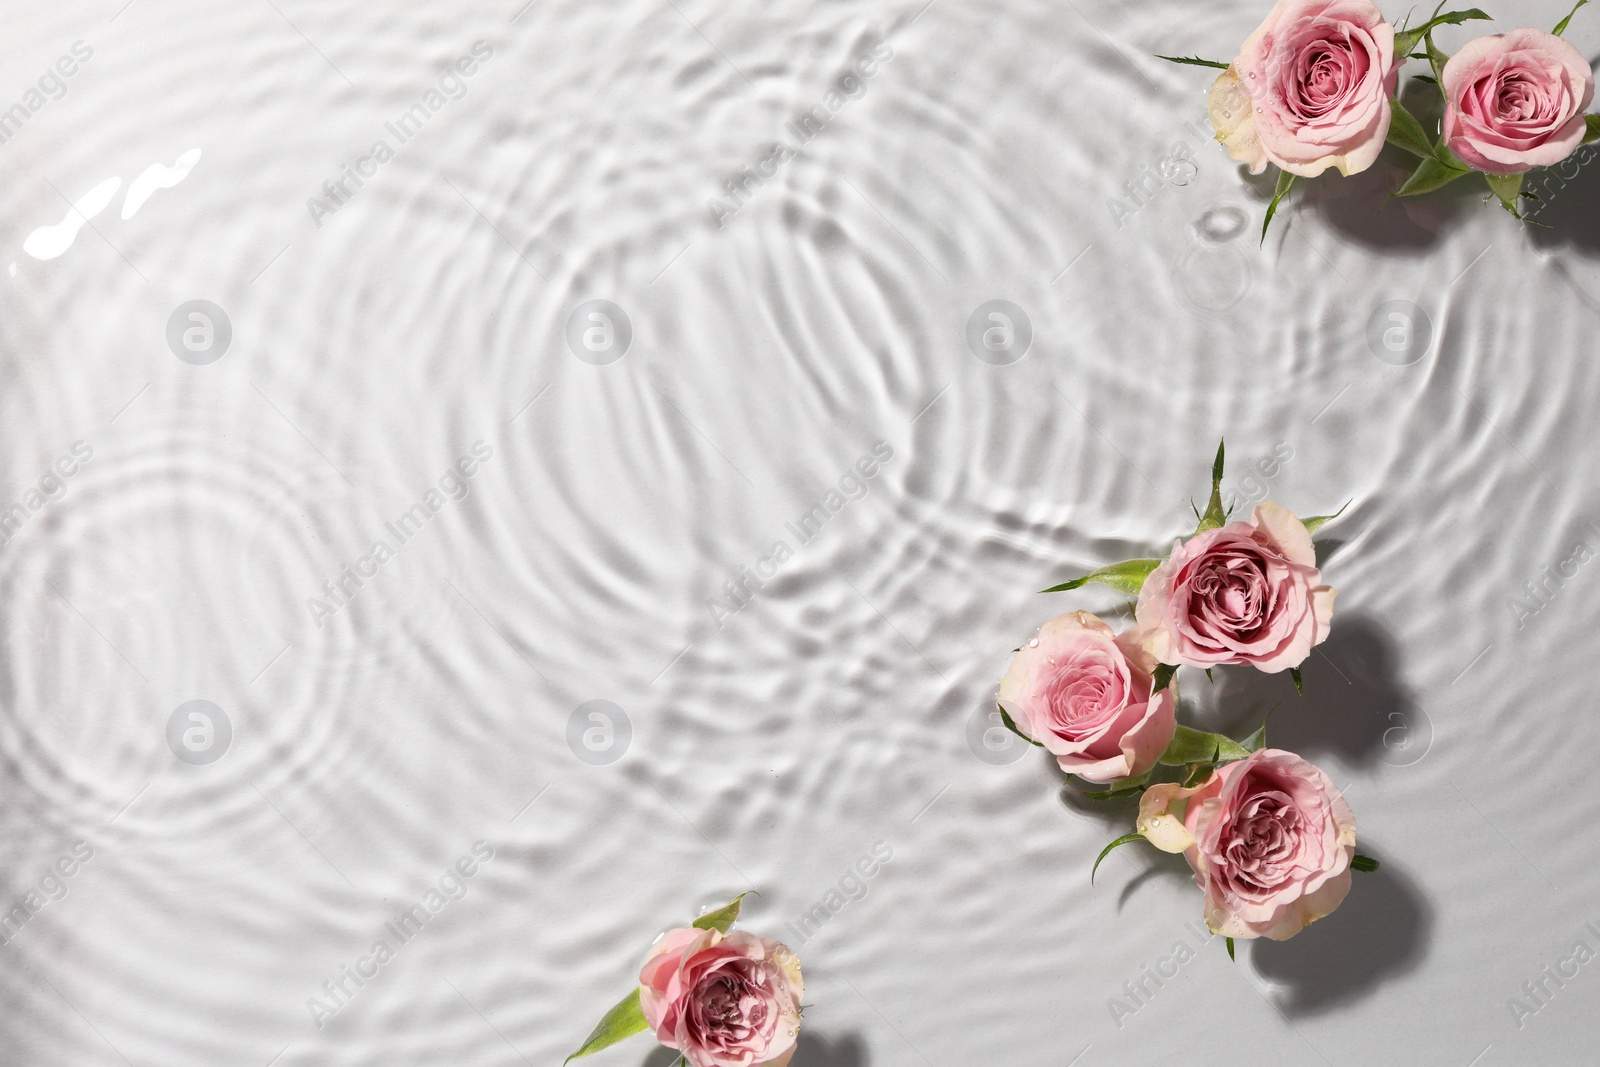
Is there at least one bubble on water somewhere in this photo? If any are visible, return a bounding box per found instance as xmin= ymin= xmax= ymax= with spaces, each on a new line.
xmin=1196 ymin=206 xmax=1249 ymax=243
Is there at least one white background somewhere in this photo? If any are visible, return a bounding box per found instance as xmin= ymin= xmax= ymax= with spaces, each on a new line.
xmin=1 ymin=1 xmax=1598 ymax=1064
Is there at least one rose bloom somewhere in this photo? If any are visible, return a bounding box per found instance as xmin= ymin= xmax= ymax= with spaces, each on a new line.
xmin=1442 ymin=29 xmax=1595 ymax=175
xmin=1133 ymin=502 xmax=1334 ymax=673
xmin=1138 ymin=748 xmax=1357 ymax=940
xmin=998 ymin=611 xmax=1176 ymax=783
xmin=1208 ymin=0 xmax=1397 ymax=177
xmin=639 ymin=927 xmax=803 ymax=1067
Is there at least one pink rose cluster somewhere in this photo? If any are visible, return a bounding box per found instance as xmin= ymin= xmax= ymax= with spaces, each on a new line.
xmin=1003 ymin=443 xmax=1370 ymax=944
xmin=1185 ymin=1 xmax=1600 ymax=224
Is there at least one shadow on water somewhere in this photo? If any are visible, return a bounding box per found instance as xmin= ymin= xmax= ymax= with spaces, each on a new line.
xmin=1250 ymin=854 xmax=1433 ymax=1018
xmin=1210 ymin=613 xmax=1413 ymax=770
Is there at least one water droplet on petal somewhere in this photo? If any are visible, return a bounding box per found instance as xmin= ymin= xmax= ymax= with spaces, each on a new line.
xmin=1028 ymin=637 xmax=1040 ymax=647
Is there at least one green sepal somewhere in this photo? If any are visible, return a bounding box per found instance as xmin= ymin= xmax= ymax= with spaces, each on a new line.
xmin=1194 ymin=440 xmax=1228 ymax=534
xmin=1040 ymin=558 xmax=1162 ymax=595
xmin=1426 ymin=32 xmax=1451 ymax=87
xmin=1555 ymin=0 xmax=1590 ymax=35
xmin=1225 ymin=937 xmax=1236 ymax=961
xmin=1158 ymin=725 xmax=1250 ymax=767
xmin=1204 ymin=668 xmax=1215 ymax=683
xmin=1092 ymin=832 xmax=1145 ymax=884
xmin=1386 ymin=97 xmax=1435 ymax=159
xmin=566 ymin=990 xmax=649 ymax=1063
xmin=1352 ymin=854 xmax=1381 ymax=873
xmin=692 ymin=893 xmax=751 ymax=933
xmin=1290 ymin=668 xmax=1304 ymax=696
xmin=1302 ymin=501 xmax=1349 ymax=534
xmin=1584 ymin=115 xmax=1600 ymax=144
xmin=1393 ymin=8 xmax=1492 ymax=56
xmin=1484 ymin=171 xmax=1526 ymax=216
xmin=997 ymin=705 xmax=1044 ymax=747
xmin=1151 ymin=664 xmax=1178 ymax=695
xmin=1262 ymin=171 xmax=1296 ymax=243
xmin=1155 ymin=54 xmax=1231 ymax=69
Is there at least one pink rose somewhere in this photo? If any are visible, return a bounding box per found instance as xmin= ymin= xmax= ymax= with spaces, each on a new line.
xmin=1139 ymin=749 xmax=1356 ymax=940
xmin=1208 ymin=0 xmax=1397 ymax=177
xmin=1442 ymin=29 xmax=1595 ymax=175
xmin=1134 ymin=502 xmax=1334 ymax=673
xmin=998 ymin=611 xmax=1176 ymax=783
xmin=639 ymin=927 xmax=803 ymax=1067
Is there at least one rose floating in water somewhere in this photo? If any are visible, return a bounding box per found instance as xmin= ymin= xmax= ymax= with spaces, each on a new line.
xmin=1139 ymin=748 xmax=1359 ymax=941
xmin=998 ymin=611 xmax=1177 ymax=783
xmin=1164 ymin=1 xmax=1600 ymax=233
xmin=568 ymin=894 xmax=803 ymax=1067
xmin=998 ymin=442 xmax=1377 ymax=955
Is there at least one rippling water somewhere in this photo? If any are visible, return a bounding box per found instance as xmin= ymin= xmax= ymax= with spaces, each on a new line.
xmin=4 ymin=1 xmax=1600 ymax=1064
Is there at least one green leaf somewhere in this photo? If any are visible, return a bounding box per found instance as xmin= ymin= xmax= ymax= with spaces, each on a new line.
xmin=1195 ymin=440 xmax=1228 ymax=534
xmin=1412 ymin=73 xmax=1437 ymax=84
xmin=692 ymin=893 xmax=750 ymax=933
xmin=1302 ymin=501 xmax=1349 ymax=534
xmin=1394 ymin=8 xmax=1493 ymax=56
xmin=1555 ymin=0 xmax=1589 ymax=35
xmin=1092 ymin=832 xmax=1145 ymax=884
xmin=1261 ymin=171 xmax=1296 ymax=244
xmin=1386 ymin=97 xmax=1436 ymax=159
xmin=1352 ymin=854 xmax=1380 ymax=873
xmin=1150 ymin=663 xmax=1177 ymax=695
xmin=1585 ymin=115 xmax=1600 ymax=144
xmin=998 ymin=705 xmax=1044 ymax=747
xmin=1159 ymin=725 xmax=1250 ymax=767
xmin=1155 ymin=54 xmax=1231 ymax=69
xmin=1225 ymin=936 xmax=1236 ymax=961
xmin=1485 ymin=172 xmax=1524 ymax=205
xmin=1240 ymin=710 xmax=1275 ymax=753
xmin=1080 ymin=770 xmax=1151 ymax=801
xmin=1290 ymin=668 xmax=1304 ymax=696
xmin=1397 ymin=156 xmax=1469 ymax=197
xmin=1040 ymin=558 xmax=1162 ymax=595
xmin=567 ymin=990 xmax=649 ymax=1063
